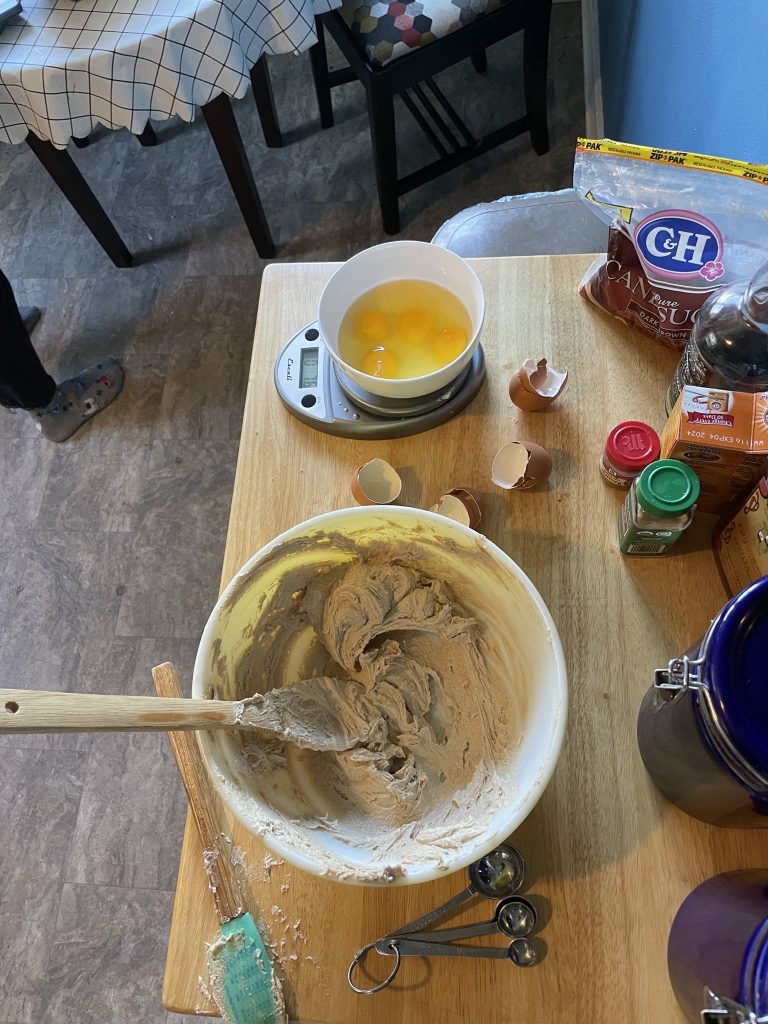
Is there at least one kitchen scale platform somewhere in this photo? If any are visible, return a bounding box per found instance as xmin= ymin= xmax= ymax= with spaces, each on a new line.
xmin=274 ymin=321 xmax=485 ymax=439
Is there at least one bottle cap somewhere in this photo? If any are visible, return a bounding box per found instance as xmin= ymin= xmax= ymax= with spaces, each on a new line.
xmin=604 ymin=421 xmax=661 ymax=473
xmin=636 ymin=460 xmax=700 ymax=517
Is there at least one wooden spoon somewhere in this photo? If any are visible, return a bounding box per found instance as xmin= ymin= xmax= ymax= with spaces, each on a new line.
xmin=0 ymin=676 xmax=374 ymax=752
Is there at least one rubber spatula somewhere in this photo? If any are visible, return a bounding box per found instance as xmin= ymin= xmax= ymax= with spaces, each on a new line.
xmin=152 ymin=662 xmax=284 ymax=1024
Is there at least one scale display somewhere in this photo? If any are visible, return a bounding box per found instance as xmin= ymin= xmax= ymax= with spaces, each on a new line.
xmin=299 ymin=347 xmax=319 ymax=389
xmin=274 ymin=322 xmax=485 ymax=440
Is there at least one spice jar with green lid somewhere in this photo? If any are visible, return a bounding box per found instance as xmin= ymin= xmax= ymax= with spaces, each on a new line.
xmin=618 ymin=460 xmax=700 ymax=556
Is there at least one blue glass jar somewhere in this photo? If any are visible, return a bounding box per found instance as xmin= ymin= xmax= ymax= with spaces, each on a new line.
xmin=637 ymin=577 xmax=768 ymax=827
xmin=668 ymin=871 xmax=768 ymax=1023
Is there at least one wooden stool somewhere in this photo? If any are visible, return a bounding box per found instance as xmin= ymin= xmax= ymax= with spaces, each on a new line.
xmin=309 ymin=0 xmax=552 ymax=234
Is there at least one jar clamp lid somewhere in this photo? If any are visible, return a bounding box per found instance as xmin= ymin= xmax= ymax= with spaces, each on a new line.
xmin=654 ymin=578 xmax=768 ymax=784
xmin=636 ymin=460 xmax=700 ymax=517
xmin=700 ymin=914 xmax=768 ymax=1022
xmin=701 ymin=990 xmax=768 ymax=1024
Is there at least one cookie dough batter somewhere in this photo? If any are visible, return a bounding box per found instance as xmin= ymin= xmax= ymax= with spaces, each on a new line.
xmin=236 ymin=560 xmax=514 ymax=857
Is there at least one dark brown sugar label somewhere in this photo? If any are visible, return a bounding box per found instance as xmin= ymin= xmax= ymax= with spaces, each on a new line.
xmin=580 ymin=225 xmax=717 ymax=351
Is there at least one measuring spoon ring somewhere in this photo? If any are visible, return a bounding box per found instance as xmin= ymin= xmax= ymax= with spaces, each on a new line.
xmin=347 ymin=941 xmax=401 ymax=995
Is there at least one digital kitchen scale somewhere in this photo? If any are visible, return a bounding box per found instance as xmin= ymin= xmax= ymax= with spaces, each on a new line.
xmin=274 ymin=322 xmax=485 ymax=439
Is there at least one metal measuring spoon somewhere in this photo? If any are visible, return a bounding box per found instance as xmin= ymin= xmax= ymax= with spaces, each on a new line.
xmin=385 ymin=896 xmax=537 ymax=946
xmin=349 ymin=847 xmax=531 ymax=995
xmin=376 ymin=936 xmax=539 ymax=966
xmin=381 ymin=843 xmax=526 ymax=940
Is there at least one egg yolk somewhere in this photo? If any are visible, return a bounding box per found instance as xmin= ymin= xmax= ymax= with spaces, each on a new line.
xmin=398 ymin=307 xmax=434 ymax=346
xmin=361 ymin=347 xmax=400 ymax=378
xmin=431 ymin=325 xmax=468 ymax=364
xmin=354 ymin=308 xmax=389 ymax=345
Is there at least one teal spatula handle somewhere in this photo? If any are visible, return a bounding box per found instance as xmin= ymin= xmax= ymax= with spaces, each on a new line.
xmin=153 ymin=663 xmax=283 ymax=1024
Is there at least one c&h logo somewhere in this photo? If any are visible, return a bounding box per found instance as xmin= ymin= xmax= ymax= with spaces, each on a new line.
xmin=634 ymin=209 xmax=723 ymax=278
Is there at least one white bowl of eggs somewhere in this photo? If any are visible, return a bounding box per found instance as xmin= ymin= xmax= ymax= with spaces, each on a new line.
xmin=318 ymin=240 xmax=485 ymax=399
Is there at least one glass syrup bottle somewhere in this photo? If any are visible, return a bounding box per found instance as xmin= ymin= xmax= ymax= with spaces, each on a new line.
xmin=667 ymin=259 xmax=768 ymax=414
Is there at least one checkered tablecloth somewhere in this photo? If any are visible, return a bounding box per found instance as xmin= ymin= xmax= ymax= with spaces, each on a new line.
xmin=0 ymin=0 xmax=337 ymax=146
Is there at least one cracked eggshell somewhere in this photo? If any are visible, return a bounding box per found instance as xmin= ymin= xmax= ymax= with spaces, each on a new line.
xmin=429 ymin=487 xmax=483 ymax=529
xmin=351 ymin=458 xmax=402 ymax=505
xmin=491 ymin=441 xmax=552 ymax=491
xmin=509 ymin=357 xmax=568 ymax=411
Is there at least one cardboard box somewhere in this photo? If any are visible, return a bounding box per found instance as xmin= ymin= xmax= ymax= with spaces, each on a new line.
xmin=714 ymin=476 xmax=768 ymax=595
xmin=661 ymin=387 xmax=768 ymax=514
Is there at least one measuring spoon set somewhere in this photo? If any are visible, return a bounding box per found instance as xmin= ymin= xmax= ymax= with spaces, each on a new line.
xmin=348 ymin=843 xmax=542 ymax=994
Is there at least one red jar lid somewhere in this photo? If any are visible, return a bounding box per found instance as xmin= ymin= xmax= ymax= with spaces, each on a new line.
xmin=604 ymin=421 xmax=661 ymax=473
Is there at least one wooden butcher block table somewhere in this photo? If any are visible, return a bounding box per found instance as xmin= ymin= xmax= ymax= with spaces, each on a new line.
xmin=164 ymin=255 xmax=763 ymax=1023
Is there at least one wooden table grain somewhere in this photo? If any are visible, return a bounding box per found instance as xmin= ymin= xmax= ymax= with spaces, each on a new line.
xmin=163 ymin=255 xmax=760 ymax=1023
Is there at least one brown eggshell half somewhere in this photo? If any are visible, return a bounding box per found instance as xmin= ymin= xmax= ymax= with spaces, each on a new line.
xmin=491 ymin=441 xmax=553 ymax=491
xmin=508 ymin=357 xmax=568 ymax=411
xmin=429 ymin=494 xmax=471 ymax=527
xmin=429 ymin=488 xmax=483 ymax=529
xmin=351 ymin=458 xmax=402 ymax=505
xmin=446 ymin=487 xmax=483 ymax=529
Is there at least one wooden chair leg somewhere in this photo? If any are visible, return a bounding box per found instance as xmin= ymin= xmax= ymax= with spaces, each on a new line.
xmin=309 ymin=19 xmax=334 ymax=129
xmin=201 ymin=93 xmax=276 ymax=259
xmin=365 ymin=83 xmax=399 ymax=235
xmin=25 ymin=133 xmax=132 ymax=267
xmin=523 ymin=0 xmax=551 ymax=155
xmin=137 ymin=123 xmax=157 ymax=147
xmin=250 ymin=57 xmax=283 ymax=148
xmin=470 ymin=49 xmax=488 ymax=74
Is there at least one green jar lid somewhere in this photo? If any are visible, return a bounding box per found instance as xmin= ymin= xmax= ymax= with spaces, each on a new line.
xmin=636 ymin=459 xmax=700 ymax=516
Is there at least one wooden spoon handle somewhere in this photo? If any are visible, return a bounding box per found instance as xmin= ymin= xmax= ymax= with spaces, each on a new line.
xmin=152 ymin=662 xmax=242 ymax=924
xmin=0 ymin=687 xmax=240 ymax=733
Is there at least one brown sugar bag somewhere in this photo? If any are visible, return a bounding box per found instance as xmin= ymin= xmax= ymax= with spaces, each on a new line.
xmin=574 ymin=139 xmax=768 ymax=352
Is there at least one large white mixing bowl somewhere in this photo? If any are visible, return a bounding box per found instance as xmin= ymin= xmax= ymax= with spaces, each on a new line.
xmin=193 ymin=507 xmax=567 ymax=886
xmin=317 ymin=240 xmax=485 ymax=399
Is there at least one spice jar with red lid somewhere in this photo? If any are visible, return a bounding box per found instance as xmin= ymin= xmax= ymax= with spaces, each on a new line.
xmin=600 ymin=420 xmax=661 ymax=488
